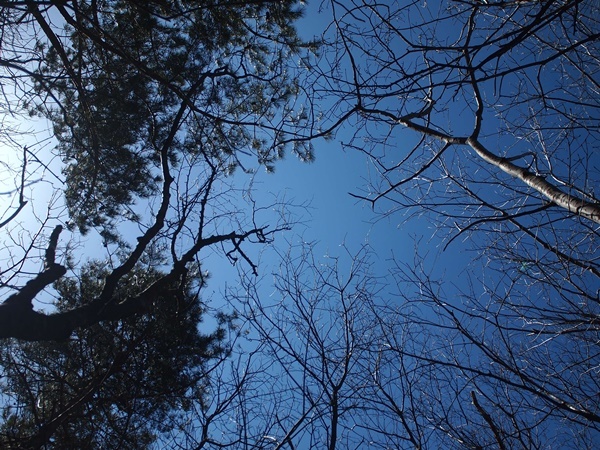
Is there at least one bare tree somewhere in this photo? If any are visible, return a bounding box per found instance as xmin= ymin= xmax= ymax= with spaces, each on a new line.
xmin=218 ymin=243 xmax=443 ymax=449
xmin=379 ymin=250 xmax=600 ymax=449
xmin=217 ymin=240 xmax=600 ymax=449
xmin=298 ymin=1 xmax=600 ymax=446
xmin=219 ymin=243 xmax=382 ymax=449
xmin=314 ymin=0 xmax=599 ymax=281
xmin=320 ymin=0 xmax=599 ymax=222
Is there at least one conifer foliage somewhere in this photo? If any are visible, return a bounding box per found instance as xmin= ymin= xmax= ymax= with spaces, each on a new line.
xmin=0 ymin=1 xmax=311 ymax=447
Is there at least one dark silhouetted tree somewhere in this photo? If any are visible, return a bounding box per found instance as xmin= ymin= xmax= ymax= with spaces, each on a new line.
xmin=0 ymin=0 xmax=313 ymax=447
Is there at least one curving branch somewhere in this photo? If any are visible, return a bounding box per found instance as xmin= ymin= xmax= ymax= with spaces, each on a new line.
xmin=466 ymin=137 xmax=600 ymax=224
xmin=0 ymin=224 xmax=275 ymax=341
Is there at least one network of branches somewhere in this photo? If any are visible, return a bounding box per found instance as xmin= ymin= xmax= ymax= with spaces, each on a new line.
xmin=0 ymin=0 xmax=597 ymax=449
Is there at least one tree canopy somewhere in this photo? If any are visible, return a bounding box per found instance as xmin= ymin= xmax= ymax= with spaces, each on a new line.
xmin=0 ymin=0 xmax=314 ymax=339
xmin=0 ymin=0 xmax=598 ymax=448
xmin=0 ymin=0 xmax=313 ymax=446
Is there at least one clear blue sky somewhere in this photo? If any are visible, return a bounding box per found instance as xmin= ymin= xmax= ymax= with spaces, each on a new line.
xmin=0 ymin=0 xmax=471 ymax=314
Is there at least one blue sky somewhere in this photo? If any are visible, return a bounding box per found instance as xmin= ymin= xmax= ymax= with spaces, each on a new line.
xmin=217 ymin=0 xmax=473 ymax=290
xmin=0 ymin=1 xmax=597 ymax=447
xmin=0 ymin=0 xmax=470 ymax=314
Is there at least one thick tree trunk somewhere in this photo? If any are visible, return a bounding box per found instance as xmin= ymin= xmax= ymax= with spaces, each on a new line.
xmin=0 ymin=294 xmax=153 ymax=341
